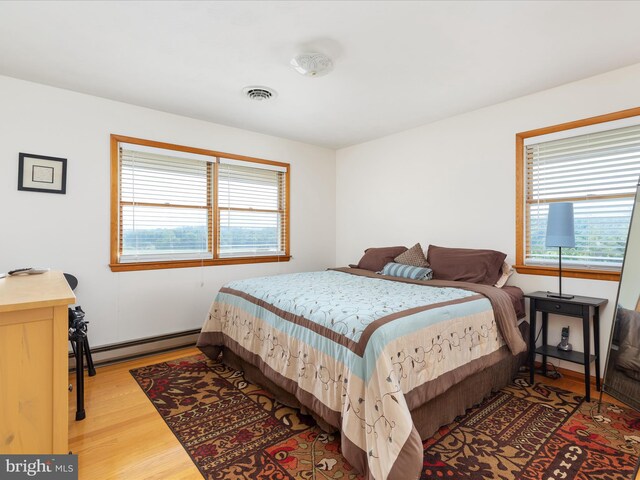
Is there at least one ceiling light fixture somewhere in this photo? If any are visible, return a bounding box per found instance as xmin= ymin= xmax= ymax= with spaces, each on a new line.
xmin=290 ymin=53 xmax=333 ymax=77
xmin=243 ymin=86 xmax=277 ymax=101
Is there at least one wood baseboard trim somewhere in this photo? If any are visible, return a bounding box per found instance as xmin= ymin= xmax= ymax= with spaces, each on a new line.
xmin=69 ymin=328 xmax=201 ymax=370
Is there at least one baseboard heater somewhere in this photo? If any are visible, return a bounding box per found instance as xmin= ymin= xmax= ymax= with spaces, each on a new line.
xmin=68 ymin=328 xmax=201 ymax=370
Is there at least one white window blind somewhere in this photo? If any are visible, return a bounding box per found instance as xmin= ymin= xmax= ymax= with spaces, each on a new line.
xmin=119 ymin=146 xmax=213 ymax=263
xmin=525 ymin=123 xmax=640 ymax=270
xmin=217 ymin=158 xmax=287 ymax=258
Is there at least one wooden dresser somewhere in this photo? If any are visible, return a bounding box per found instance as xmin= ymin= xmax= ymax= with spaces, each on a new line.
xmin=0 ymin=271 xmax=75 ymax=454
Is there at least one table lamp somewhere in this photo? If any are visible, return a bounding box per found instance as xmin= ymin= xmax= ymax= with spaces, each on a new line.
xmin=546 ymin=202 xmax=575 ymax=299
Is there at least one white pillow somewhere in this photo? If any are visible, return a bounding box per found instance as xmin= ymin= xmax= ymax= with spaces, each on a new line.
xmin=494 ymin=262 xmax=513 ymax=288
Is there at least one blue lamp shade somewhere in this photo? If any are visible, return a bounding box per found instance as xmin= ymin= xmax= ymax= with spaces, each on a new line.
xmin=546 ymin=202 xmax=575 ymax=248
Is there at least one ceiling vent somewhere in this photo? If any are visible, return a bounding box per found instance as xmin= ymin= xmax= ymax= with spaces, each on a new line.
xmin=243 ymin=86 xmax=277 ymax=101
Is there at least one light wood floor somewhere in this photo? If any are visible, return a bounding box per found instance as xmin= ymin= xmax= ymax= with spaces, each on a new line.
xmin=69 ymin=347 xmax=640 ymax=480
xmin=69 ymin=348 xmax=202 ymax=480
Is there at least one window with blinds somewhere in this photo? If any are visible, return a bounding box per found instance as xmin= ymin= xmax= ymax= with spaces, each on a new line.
xmin=218 ymin=159 xmax=287 ymax=257
xmin=119 ymin=144 xmax=214 ymax=263
xmin=110 ymin=135 xmax=290 ymax=270
xmin=524 ymin=122 xmax=640 ymax=271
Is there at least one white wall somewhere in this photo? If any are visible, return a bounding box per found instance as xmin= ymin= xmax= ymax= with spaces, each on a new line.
xmin=0 ymin=75 xmax=336 ymax=348
xmin=4 ymin=60 xmax=640 ymax=375
xmin=336 ymin=62 xmax=640 ymax=376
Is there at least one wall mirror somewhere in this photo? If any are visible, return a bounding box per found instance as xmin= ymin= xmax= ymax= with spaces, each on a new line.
xmin=603 ymin=182 xmax=640 ymax=410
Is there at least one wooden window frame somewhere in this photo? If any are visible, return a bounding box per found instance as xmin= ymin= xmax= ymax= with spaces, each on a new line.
xmin=110 ymin=134 xmax=291 ymax=272
xmin=515 ymin=107 xmax=640 ymax=282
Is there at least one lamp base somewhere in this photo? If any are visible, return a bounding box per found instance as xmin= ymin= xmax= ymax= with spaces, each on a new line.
xmin=546 ymin=291 xmax=575 ymax=299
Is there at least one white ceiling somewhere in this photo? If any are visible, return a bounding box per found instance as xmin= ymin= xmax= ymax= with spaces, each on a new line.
xmin=2 ymin=1 xmax=640 ymax=149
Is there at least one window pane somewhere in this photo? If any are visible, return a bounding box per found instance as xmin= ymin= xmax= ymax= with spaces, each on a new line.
xmin=119 ymin=146 xmax=212 ymax=262
xmin=218 ymin=164 xmax=280 ymax=210
xmin=121 ymin=152 xmax=208 ymax=206
xmin=219 ymin=210 xmax=281 ymax=257
xmin=528 ymin=199 xmax=633 ymax=269
xmin=121 ymin=206 xmax=210 ymax=260
xmin=217 ymin=161 xmax=286 ymax=258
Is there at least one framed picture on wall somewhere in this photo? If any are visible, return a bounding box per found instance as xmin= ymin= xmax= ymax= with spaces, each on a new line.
xmin=18 ymin=152 xmax=67 ymax=194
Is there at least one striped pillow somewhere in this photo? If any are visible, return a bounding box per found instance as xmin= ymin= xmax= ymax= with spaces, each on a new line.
xmin=380 ymin=262 xmax=433 ymax=280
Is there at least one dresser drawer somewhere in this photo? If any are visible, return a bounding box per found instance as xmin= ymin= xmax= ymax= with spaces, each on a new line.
xmin=535 ymin=299 xmax=583 ymax=316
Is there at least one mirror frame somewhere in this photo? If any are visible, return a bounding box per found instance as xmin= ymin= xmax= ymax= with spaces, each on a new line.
xmin=601 ymin=181 xmax=640 ymax=411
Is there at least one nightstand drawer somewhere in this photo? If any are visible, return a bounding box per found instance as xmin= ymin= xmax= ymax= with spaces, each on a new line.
xmin=535 ymin=299 xmax=583 ymax=316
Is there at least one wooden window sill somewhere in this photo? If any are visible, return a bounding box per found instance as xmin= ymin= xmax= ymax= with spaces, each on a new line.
xmin=109 ymin=255 xmax=291 ymax=272
xmin=513 ymin=264 xmax=620 ymax=282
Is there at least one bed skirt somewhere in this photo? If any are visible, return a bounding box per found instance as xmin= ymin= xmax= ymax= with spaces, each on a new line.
xmin=410 ymin=320 xmax=528 ymax=438
xmin=203 ymin=321 xmax=529 ymax=441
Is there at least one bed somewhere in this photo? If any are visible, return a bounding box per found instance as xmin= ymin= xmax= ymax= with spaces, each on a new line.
xmin=197 ymin=267 xmax=528 ymax=480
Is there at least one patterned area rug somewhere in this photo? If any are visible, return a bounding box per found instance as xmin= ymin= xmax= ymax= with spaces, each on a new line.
xmin=130 ymin=354 xmax=640 ymax=480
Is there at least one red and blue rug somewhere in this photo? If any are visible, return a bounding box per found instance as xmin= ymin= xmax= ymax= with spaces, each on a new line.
xmin=131 ymin=354 xmax=640 ymax=479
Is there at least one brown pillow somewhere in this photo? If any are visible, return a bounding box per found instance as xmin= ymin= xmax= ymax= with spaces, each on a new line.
xmin=394 ymin=243 xmax=429 ymax=268
xmin=616 ymin=307 xmax=640 ymax=380
xmin=426 ymin=245 xmax=507 ymax=285
xmin=356 ymin=246 xmax=408 ymax=272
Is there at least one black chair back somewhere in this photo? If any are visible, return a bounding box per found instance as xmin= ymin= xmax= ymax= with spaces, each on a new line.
xmin=64 ymin=273 xmax=78 ymax=291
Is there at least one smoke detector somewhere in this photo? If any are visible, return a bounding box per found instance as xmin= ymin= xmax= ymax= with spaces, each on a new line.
xmin=243 ymin=86 xmax=277 ymax=101
xmin=290 ymin=53 xmax=333 ymax=77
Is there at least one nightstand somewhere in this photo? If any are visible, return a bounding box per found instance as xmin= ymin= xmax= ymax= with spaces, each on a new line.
xmin=525 ymin=291 xmax=608 ymax=402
